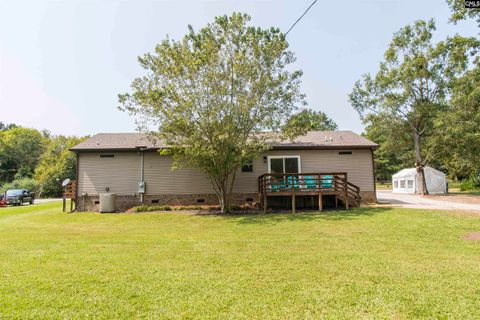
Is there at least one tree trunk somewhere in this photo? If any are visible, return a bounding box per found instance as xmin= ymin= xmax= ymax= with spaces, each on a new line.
xmin=414 ymin=130 xmax=429 ymax=195
xmin=216 ymin=178 xmax=231 ymax=214
xmin=210 ymin=171 xmax=237 ymax=214
xmin=221 ymin=186 xmax=230 ymax=214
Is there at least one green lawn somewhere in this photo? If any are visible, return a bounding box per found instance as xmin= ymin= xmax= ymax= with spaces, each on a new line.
xmin=1 ymin=203 xmax=480 ymax=319
xmin=376 ymin=182 xmax=391 ymax=190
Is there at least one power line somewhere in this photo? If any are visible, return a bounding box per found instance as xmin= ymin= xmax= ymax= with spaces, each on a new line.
xmin=285 ymin=0 xmax=318 ymax=36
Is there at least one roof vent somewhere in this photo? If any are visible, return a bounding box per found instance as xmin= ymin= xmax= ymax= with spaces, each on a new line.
xmin=95 ymin=141 xmax=100 ymax=146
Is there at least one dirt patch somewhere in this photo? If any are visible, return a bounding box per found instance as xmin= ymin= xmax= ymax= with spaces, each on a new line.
xmin=424 ymin=194 xmax=480 ymax=205
xmin=463 ymin=232 xmax=480 ymax=241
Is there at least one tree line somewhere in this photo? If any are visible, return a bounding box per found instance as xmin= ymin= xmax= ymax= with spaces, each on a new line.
xmin=0 ymin=122 xmax=86 ymax=197
xmin=351 ymin=0 xmax=480 ymax=193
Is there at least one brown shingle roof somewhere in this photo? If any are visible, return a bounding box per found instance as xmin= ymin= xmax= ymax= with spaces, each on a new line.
xmin=274 ymin=131 xmax=378 ymax=149
xmin=70 ymin=131 xmax=378 ymax=151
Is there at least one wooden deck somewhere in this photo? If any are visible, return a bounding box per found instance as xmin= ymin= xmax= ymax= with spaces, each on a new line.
xmin=258 ymin=172 xmax=361 ymax=212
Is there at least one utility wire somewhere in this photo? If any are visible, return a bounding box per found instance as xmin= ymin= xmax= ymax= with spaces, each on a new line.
xmin=285 ymin=0 xmax=318 ymax=36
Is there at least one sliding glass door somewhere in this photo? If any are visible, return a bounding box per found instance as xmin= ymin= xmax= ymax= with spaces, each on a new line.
xmin=268 ymin=156 xmax=300 ymax=174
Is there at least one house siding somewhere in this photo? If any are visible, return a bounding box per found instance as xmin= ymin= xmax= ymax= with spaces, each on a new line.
xmin=78 ymin=149 xmax=374 ymax=196
xmin=78 ymin=152 xmax=140 ymax=195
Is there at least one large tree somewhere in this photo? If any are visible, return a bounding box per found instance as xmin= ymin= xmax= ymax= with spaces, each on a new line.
xmin=283 ymin=108 xmax=337 ymax=139
xmin=350 ymin=20 xmax=477 ymax=194
xmin=442 ymin=0 xmax=480 ymax=182
xmin=430 ymin=67 xmax=480 ymax=180
xmin=0 ymin=127 xmax=46 ymax=183
xmin=119 ymin=13 xmax=304 ymax=212
xmin=363 ymin=114 xmax=413 ymax=182
xmin=34 ymin=135 xmax=85 ymax=197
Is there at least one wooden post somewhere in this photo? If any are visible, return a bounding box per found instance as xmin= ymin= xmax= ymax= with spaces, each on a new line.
xmin=291 ymin=175 xmax=296 ymax=213
xmin=318 ymin=194 xmax=323 ymax=212
xmin=344 ymin=184 xmax=349 ymax=210
xmin=263 ymin=178 xmax=267 ymax=213
xmin=62 ymin=188 xmax=66 ymax=212
xmin=318 ymin=174 xmax=323 ymax=212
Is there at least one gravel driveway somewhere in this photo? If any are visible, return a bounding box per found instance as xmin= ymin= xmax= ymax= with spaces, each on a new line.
xmin=377 ymin=190 xmax=480 ymax=211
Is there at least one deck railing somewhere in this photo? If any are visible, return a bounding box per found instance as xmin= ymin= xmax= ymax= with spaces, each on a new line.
xmin=258 ymin=172 xmax=361 ymax=212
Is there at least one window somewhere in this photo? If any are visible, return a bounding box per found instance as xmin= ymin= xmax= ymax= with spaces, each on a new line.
xmin=394 ymin=180 xmax=398 ymax=188
xmin=339 ymin=151 xmax=353 ymax=155
xmin=268 ymin=156 xmax=300 ymax=173
xmin=100 ymin=154 xmax=114 ymax=158
xmin=241 ymin=162 xmax=253 ymax=172
xmin=408 ymin=180 xmax=414 ymax=188
xmin=400 ymin=180 xmax=406 ymax=188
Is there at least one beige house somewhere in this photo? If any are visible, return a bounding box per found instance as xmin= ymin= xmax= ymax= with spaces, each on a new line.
xmin=70 ymin=131 xmax=378 ymax=212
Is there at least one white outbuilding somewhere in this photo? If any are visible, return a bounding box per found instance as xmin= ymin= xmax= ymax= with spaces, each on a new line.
xmin=392 ymin=167 xmax=447 ymax=195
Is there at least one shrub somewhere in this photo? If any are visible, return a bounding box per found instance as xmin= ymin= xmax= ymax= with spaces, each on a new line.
xmin=460 ymin=180 xmax=480 ymax=191
xmin=0 ymin=177 xmax=39 ymax=195
xmin=172 ymin=205 xmax=221 ymax=211
xmin=132 ymin=205 xmax=172 ymax=213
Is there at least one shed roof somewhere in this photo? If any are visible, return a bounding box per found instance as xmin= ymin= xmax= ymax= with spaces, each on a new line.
xmin=392 ymin=167 xmax=446 ymax=179
xmin=70 ymin=130 xmax=378 ymax=151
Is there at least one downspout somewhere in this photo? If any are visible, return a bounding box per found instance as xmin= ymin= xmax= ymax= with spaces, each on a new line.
xmin=73 ymin=151 xmax=79 ymax=212
xmin=371 ymin=148 xmax=377 ymax=202
xmin=140 ymin=149 xmax=145 ymax=204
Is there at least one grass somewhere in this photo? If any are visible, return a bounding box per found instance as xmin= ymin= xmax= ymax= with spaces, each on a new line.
xmin=375 ymin=182 xmax=391 ymax=190
xmin=1 ymin=203 xmax=480 ymax=319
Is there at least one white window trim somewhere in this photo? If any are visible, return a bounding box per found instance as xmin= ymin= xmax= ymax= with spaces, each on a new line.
xmin=267 ymin=155 xmax=302 ymax=173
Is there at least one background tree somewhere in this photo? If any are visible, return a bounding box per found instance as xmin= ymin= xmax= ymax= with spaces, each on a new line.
xmin=430 ymin=67 xmax=480 ymax=179
xmin=34 ymin=136 xmax=85 ymax=197
xmin=447 ymin=0 xmax=480 ymax=27
xmin=283 ymin=108 xmax=337 ymax=139
xmin=0 ymin=122 xmax=18 ymax=131
xmin=363 ymin=114 xmax=413 ymax=182
xmin=442 ymin=0 xmax=480 ymax=187
xmin=0 ymin=127 xmax=46 ymax=183
xmin=350 ymin=19 xmax=477 ymax=194
xmin=119 ymin=13 xmax=304 ymax=212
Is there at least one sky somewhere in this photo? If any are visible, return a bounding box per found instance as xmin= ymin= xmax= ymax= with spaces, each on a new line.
xmin=0 ymin=0 xmax=477 ymax=136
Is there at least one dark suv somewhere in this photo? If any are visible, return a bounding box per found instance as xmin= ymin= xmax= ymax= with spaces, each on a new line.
xmin=5 ymin=189 xmax=35 ymax=206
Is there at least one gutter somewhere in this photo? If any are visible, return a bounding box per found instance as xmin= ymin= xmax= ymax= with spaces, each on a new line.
xmin=70 ymin=145 xmax=379 ymax=153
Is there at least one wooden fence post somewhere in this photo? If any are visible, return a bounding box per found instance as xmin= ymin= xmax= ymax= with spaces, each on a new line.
xmin=291 ymin=175 xmax=296 ymax=213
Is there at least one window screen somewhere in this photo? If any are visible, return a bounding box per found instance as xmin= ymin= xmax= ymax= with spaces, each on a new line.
xmin=400 ymin=180 xmax=406 ymax=188
xmin=241 ymin=163 xmax=253 ymax=172
xmin=408 ymin=180 xmax=414 ymax=188
xmin=394 ymin=180 xmax=398 ymax=188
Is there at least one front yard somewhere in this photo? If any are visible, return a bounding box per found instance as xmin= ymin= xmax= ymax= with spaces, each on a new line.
xmin=1 ymin=203 xmax=480 ymax=319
